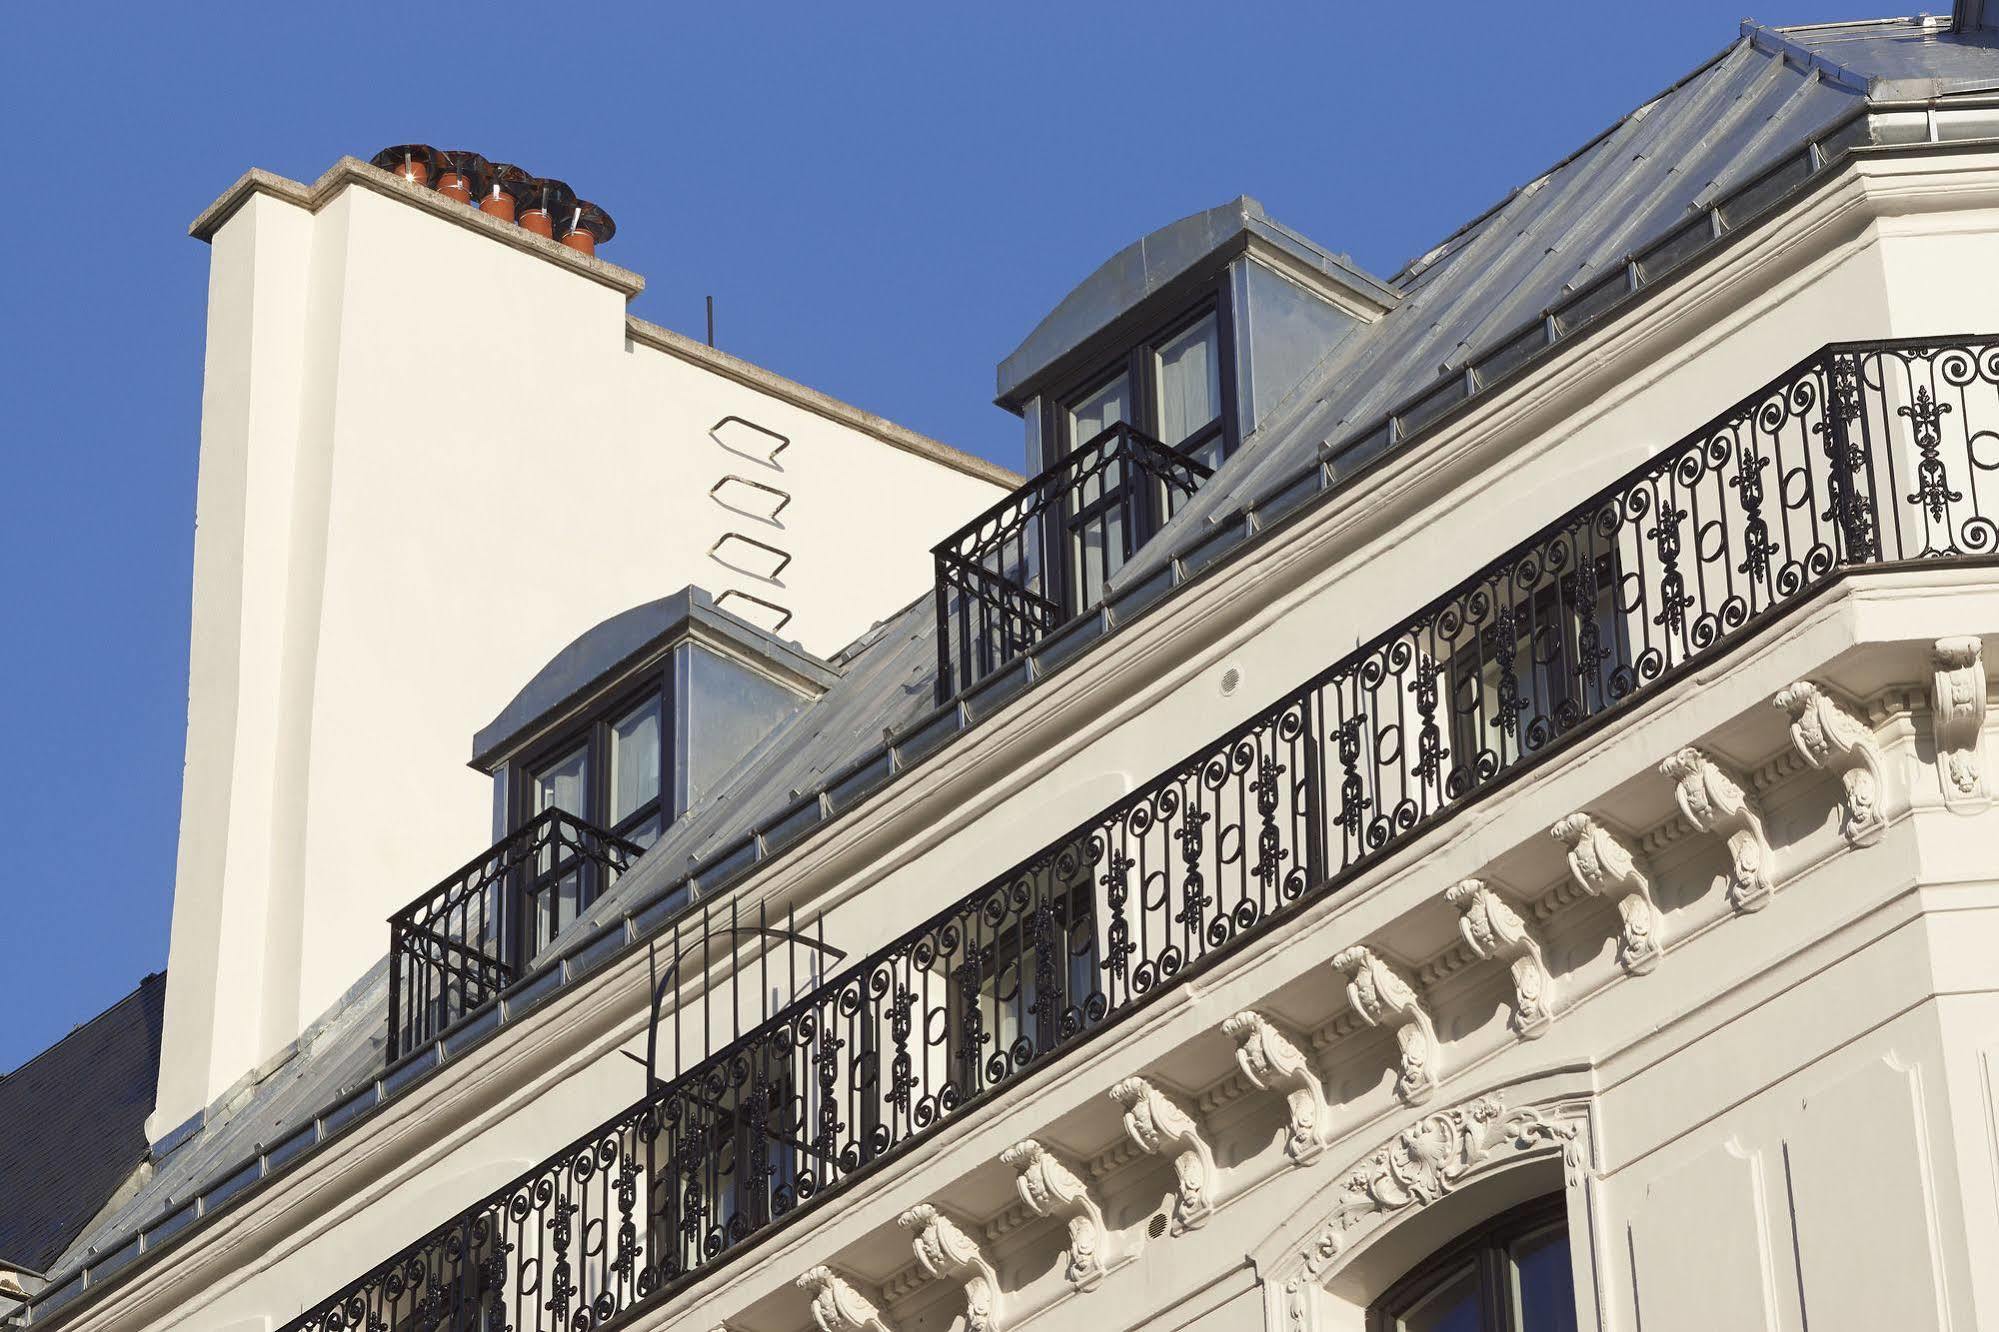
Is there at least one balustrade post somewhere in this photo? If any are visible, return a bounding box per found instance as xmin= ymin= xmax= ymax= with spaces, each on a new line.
xmin=1821 ymin=347 xmax=1879 ymax=565
xmin=935 ymin=556 xmax=956 ymax=703
xmin=387 ymin=925 xmax=405 ymax=1063
xmin=1300 ymin=687 xmax=1329 ymax=891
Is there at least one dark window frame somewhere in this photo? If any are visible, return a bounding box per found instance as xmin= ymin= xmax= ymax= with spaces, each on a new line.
xmin=1039 ymin=292 xmax=1239 ymax=468
xmin=509 ymin=667 xmax=674 ymax=845
xmin=506 ymin=666 xmax=674 ymax=955
xmin=1035 ymin=289 xmax=1239 ymax=615
xmin=1367 ymin=1194 xmax=1573 ymax=1332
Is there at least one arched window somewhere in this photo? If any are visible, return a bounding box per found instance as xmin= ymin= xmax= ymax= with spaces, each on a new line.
xmin=1368 ymin=1196 xmax=1576 ymax=1332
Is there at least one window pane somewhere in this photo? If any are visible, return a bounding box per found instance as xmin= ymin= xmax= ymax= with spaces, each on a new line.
xmin=609 ymin=696 xmax=662 ymax=825
xmin=531 ymin=745 xmax=590 ymax=819
xmin=1068 ymin=373 xmax=1131 ymax=510
xmin=621 ymin=812 xmax=663 ymax=851
xmin=1067 ymin=373 xmax=1129 ymax=450
xmin=1509 ymin=1225 xmax=1577 ymax=1332
xmin=1397 ymin=1261 xmax=1483 ymax=1332
xmin=1155 ymin=313 xmax=1220 ymax=448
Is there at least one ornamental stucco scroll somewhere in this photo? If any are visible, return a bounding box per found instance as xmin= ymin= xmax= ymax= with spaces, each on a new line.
xmin=1000 ymin=1139 xmax=1106 ymax=1290
xmin=1774 ymin=680 xmax=1886 ymax=846
xmin=1332 ymin=946 xmax=1438 ymax=1105
xmin=1222 ymin=1010 xmax=1332 ymax=1164
xmin=1110 ymin=1077 xmax=1215 ymax=1233
xmin=1298 ymin=1093 xmax=1578 ymax=1279
xmin=1659 ymin=747 xmax=1774 ymax=912
xmin=1550 ymin=812 xmax=1661 ymax=973
xmin=1446 ymin=879 xmax=1553 ymax=1037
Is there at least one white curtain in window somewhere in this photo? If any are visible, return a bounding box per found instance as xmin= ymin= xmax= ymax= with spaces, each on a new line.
xmin=609 ymin=698 xmax=662 ymax=825
xmin=1156 ymin=314 xmax=1220 ymax=447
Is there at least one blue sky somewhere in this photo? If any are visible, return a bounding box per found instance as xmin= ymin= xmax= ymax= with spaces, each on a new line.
xmin=0 ymin=0 xmax=1887 ymax=1071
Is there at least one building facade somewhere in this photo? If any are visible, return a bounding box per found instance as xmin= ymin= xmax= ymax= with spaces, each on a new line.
xmin=8 ymin=11 xmax=1999 ymax=1332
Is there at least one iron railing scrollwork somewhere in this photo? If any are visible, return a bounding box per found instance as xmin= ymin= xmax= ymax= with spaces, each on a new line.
xmin=294 ymin=337 xmax=1999 ymax=1332
xmin=388 ymin=808 xmax=646 ymax=1060
xmin=933 ymin=421 xmax=1213 ymax=700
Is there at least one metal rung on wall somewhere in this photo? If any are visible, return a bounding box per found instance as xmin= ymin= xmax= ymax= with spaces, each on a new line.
xmin=707 ymin=415 xmax=797 ymax=635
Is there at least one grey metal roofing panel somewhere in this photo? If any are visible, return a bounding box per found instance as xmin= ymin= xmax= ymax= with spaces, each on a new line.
xmin=1755 ymin=16 xmax=1999 ymax=97
xmin=471 ymin=586 xmax=841 ymax=770
xmin=44 ymin=967 xmax=386 ymax=1286
xmin=1103 ymin=33 xmax=1878 ymax=591
xmin=995 ymin=196 xmax=1396 ymax=407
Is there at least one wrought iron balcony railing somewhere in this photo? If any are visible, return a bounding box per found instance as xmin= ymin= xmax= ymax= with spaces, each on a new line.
xmin=934 ymin=421 xmax=1212 ymax=700
xmin=290 ymin=337 xmax=1999 ymax=1332
xmin=388 ymin=808 xmax=646 ymax=1060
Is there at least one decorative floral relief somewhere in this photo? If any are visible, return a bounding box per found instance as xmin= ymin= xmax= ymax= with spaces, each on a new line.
xmin=1300 ymin=1095 xmax=1576 ymax=1278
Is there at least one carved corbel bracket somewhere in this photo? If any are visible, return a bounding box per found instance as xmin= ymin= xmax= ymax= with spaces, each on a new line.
xmin=1221 ymin=1011 xmax=1331 ymax=1163
xmin=1659 ymin=746 xmax=1773 ymax=912
xmin=1444 ymin=879 xmax=1553 ymax=1038
xmin=898 ymin=1204 xmax=1002 ymax=1332
xmin=1550 ymin=812 xmax=1662 ymax=974
xmin=799 ymin=1266 xmax=895 ymax=1332
xmin=1774 ymin=680 xmax=1886 ymax=845
xmin=1932 ymin=636 xmax=1989 ymax=809
xmin=1109 ymin=1076 xmax=1216 ymax=1233
xmin=1331 ymin=946 xmax=1439 ymax=1105
xmin=1000 ymin=1139 xmax=1107 ymax=1291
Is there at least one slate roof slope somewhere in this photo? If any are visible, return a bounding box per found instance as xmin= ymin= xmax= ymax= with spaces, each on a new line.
xmin=0 ymin=974 xmax=165 ymax=1274
xmin=1107 ymin=16 xmax=1999 ymax=593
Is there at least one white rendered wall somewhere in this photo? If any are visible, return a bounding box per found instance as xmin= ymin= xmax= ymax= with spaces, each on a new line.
xmin=151 ymin=176 xmax=1009 ymax=1137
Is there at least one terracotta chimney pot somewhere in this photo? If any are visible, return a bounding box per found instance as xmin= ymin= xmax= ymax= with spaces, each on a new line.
xmin=557 ymin=201 xmax=617 ymax=255
xmin=434 ymin=149 xmax=490 ymax=205
xmin=479 ymin=163 xmax=530 ymax=223
xmin=370 ymin=144 xmax=439 ymax=189
xmin=513 ymin=176 xmax=575 ymax=240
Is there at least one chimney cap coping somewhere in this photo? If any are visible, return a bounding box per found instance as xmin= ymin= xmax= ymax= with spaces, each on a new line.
xmin=188 ymin=157 xmax=646 ymax=299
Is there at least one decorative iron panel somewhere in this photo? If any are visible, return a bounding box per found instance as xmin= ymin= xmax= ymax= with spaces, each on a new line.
xmin=933 ymin=421 xmax=1213 ymax=700
xmin=294 ymin=338 xmax=1999 ymax=1332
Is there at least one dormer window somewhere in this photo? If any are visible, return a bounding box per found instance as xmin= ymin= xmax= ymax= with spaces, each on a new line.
xmin=1054 ymin=305 xmax=1229 ymax=468
xmin=936 ymin=197 xmax=1397 ymax=699
xmin=521 ymin=687 xmax=666 ymax=852
xmin=1048 ymin=303 xmax=1234 ymax=611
